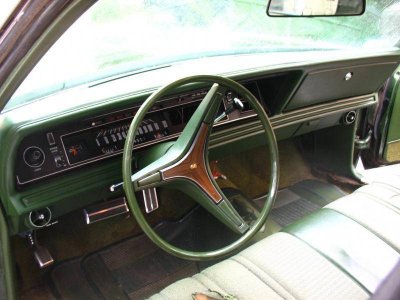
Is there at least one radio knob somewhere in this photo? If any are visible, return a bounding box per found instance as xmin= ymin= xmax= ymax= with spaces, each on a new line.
xmin=54 ymin=154 xmax=63 ymax=168
xmin=23 ymin=146 xmax=45 ymax=168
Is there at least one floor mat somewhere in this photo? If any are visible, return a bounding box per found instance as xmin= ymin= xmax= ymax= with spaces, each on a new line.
xmin=49 ymin=207 xmax=239 ymax=300
xmin=271 ymin=193 xmax=321 ymax=227
xmin=270 ymin=179 xmax=347 ymax=227
xmin=216 ymin=140 xmax=317 ymax=199
xmin=48 ymin=180 xmax=345 ymax=299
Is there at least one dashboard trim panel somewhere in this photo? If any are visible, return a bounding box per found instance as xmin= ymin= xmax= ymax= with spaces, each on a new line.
xmin=209 ymin=93 xmax=376 ymax=148
xmin=16 ymin=93 xmax=376 ymax=186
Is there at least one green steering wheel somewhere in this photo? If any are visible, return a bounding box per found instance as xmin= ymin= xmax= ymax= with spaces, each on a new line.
xmin=122 ymin=75 xmax=279 ymax=261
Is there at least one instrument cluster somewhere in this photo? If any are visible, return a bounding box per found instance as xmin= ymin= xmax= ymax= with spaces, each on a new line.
xmin=15 ymin=77 xmax=263 ymax=187
xmin=15 ymin=87 xmax=247 ymax=186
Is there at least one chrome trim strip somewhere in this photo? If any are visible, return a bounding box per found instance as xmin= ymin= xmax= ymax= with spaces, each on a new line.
xmin=209 ymin=94 xmax=376 ymax=148
xmin=271 ymin=94 xmax=376 ymax=129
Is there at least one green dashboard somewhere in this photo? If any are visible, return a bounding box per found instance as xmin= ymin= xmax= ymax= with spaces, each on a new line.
xmin=1 ymin=51 xmax=399 ymax=234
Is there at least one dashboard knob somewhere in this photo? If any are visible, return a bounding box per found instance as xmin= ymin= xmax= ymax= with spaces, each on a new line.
xmin=343 ymin=111 xmax=357 ymax=125
xmin=28 ymin=207 xmax=52 ymax=228
xmin=23 ymin=146 xmax=45 ymax=168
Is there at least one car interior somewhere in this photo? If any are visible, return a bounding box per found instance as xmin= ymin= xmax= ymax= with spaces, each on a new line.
xmin=1 ymin=0 xmax=400 ymax=299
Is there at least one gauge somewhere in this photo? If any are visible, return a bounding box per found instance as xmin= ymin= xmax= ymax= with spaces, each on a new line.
xmin=68 ymin=144 xmax=83 ymax=157
xmin=65 ymin=141 xmax=90 ymax=164
xmin=23 ymin=146 xmax=45 ymax=168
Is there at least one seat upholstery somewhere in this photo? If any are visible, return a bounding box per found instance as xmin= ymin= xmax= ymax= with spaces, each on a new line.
xmin=149 ymin=175 xmax=400 ymax=300
xmin=150 ymin=232 xmax=369 ymax=300
xmin=326 ymin=176 xmax=400 ymax=251
xmin=284 ymin=209 xmax=400 ymax=293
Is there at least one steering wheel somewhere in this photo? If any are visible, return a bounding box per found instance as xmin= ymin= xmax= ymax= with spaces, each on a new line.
xmin=122 ymin=75 xmax=279 ymax=261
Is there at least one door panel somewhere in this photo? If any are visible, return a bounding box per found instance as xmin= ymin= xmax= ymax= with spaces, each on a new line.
xmin=0 ymin=201 xmax=16 ymax=300
xmin=383 ymin=69 xmax=400 ymax=162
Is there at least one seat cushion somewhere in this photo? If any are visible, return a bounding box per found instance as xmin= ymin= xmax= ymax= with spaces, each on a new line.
xmin=150 ymin=173 xmax=400 ymax=300
xmin=149 ymin=233 xmax=368 ymax=300
xmin=326 ymin=179 xmax=400 ymax=251
xmin=361 ymin=164 xmax=400 ymax=186
xmin=284 ymin=209 xmax=400 ymax=293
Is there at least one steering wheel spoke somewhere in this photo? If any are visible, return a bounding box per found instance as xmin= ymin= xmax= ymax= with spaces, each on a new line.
xmin=161 ymin=123 xmax=219 ymax=199
xmin=216 ymin=198 xmax=250 ymax=234
xmin=159 ymin=121 xmax=249 ymax=234
xmin=186 ymin=181 xmax=249 ymax=234
xmin=168 ymin=83 xmax=225 ymax=157
xmin=130 ymin=150 xmax=176 ymax=190
xmin=128 ymin=83 xmax=225 ymax=192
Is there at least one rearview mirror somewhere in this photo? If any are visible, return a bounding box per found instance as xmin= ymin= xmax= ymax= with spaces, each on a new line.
xmin=267 ymin=0 xmax=365 ymax=17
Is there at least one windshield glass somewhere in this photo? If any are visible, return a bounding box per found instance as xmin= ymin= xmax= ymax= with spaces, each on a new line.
xmin=4 ymin=0 xmax=400 ymax=111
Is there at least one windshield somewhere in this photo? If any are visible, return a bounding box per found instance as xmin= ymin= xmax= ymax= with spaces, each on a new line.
xmin=4 ymin=0 xmax=400 ymax=111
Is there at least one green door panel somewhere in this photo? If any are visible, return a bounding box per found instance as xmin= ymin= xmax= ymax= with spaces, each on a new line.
xmin=0 ymin=202 xmax=16 ymax=300
xmin=384 ymin=68 xmax=400 ymax=162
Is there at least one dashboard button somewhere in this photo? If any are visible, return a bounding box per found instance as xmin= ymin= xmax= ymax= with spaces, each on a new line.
xmin=46 ymin=132 xmax=55 ymax=145
xmin=23 ymin=146 xmax=45 ymax=168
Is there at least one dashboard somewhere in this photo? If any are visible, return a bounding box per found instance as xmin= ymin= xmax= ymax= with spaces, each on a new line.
xmin=15 ymin=85 xmax=258 ymax=186
xmin=2 ymin=52 xmax=400 ymax=234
